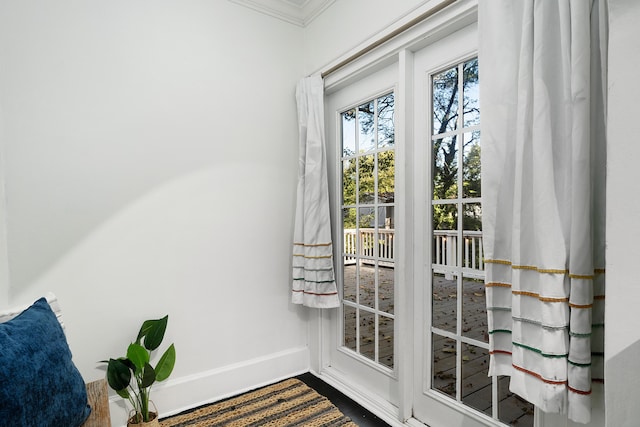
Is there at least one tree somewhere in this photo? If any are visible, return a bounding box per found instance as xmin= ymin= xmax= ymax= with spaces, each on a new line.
xmin=342 ymin=93 xmax=395 ymax=157
xmin=341 ymin=92 xmax=396 ymax=231
xmin=432 ymin=59 xmax=480 ymax=231
xmin=341 ymin=150 xmax=395 ymax=230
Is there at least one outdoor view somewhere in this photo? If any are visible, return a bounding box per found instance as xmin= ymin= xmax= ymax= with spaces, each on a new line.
xmin=341 ymin=92 xmax=395 ymax=370
xmin=337 ymin=58 xmax=533 ymax=426
xmin=430 ymin=58 xmax=534 ymax=426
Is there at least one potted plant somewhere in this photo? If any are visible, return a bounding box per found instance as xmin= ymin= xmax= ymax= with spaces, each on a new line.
xmin=102 ymin=315 xmax=176 ymax=426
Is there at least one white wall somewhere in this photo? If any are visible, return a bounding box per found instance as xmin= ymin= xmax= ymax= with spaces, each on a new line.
xmin=0 ymin=0 xmax=308 ymax=422
xmin=605 ymin=0 xmax=640 ymax=426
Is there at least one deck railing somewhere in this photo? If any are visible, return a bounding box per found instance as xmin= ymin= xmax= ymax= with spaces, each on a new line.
xmin=343 ymin=229 xmax=484 ymax=278
xmin=433 ymin=230 xmax=484 ymax=279
xmin=343 ymin=229 xmax=394 ymax=267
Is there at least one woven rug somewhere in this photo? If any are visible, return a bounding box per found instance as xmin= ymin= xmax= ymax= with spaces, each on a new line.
xmin=160 ymin=378 xmax=357 ymax=426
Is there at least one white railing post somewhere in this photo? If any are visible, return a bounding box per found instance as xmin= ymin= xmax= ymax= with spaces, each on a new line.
xmin=445 ymin=233 xmax=454 ymax=280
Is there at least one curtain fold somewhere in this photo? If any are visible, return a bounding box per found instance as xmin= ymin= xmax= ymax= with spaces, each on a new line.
xmin=291 ymin=75 xmax=340 ymax=309
xmin=480 ymin=0 xmax=607 ymax=423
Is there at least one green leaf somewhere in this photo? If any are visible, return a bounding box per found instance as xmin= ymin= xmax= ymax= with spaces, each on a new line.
xmin=127 ymin=343 xmax=150 ymax=372
xmin=136 ymin=320 xmax=155 ymax=345
xmin=138 ymin=316 xmax=168 ymax=351
xmin=154 ymin=344 xmax=176 ymax=382
xmin=106 ymin=358 xmax=131 ymax=391
xmin=140 ymin=362 xmax=156 ymax=388
xmin=120 ymin=357 xmax=136 ymax=371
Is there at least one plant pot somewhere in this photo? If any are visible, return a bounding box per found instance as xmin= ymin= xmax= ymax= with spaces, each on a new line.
xmin=127 ymin=412 xmax=159 ymax=427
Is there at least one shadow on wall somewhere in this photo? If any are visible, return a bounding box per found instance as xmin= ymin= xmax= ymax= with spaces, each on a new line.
xmin=6 ymin=162 xmax=299 ymax=374
xmin=606 ymin=338 xmax=640 ymax=427
xmin=5 ymin=149 xmax=239 ymax=295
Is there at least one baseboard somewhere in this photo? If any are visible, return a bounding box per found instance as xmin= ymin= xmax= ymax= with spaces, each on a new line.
xmin=108 ymin=346 xmax=310 ymax=426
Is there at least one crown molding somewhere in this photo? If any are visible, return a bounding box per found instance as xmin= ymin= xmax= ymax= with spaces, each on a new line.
xmin=229 ymin=0 xmax=335 ymax=27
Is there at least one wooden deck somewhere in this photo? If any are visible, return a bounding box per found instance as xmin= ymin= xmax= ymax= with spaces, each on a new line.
xmin=343 ymin=264 xmax=533 ymax=426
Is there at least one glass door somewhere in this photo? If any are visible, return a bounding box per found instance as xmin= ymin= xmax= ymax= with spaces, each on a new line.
xmin=323 ymin=61 xmax=400 ymax=408
xmin=411 ymin=21 xmax=534 ymax=427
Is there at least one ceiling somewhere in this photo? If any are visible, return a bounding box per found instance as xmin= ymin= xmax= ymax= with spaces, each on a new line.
xmin=229 ymin=0 xmax=335 ymax=27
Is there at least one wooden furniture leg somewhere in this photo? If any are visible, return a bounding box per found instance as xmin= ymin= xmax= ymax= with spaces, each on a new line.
xmin=83 ymin=379 xmax=111 ymax=426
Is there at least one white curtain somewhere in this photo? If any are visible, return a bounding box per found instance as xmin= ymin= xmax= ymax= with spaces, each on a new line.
xmin=480 ymin=0 xmax=607 ymax=423
xmin=291 ymin=75 xmax=340 ymax=309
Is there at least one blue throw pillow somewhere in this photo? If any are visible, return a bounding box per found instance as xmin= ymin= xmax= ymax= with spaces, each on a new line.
xmin=0 ymin=298 xmax=91 ymax=426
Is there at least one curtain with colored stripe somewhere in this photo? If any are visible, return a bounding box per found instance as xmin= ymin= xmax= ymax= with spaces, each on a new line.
xmin=291 ymin=75 xmax=340 ymax=309
xmin=479 ymin=0 xmax=607 ymax=423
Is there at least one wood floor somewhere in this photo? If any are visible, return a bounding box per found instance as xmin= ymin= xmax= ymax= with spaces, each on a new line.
xmin=296 ymin=373 xmax=391 ymax=427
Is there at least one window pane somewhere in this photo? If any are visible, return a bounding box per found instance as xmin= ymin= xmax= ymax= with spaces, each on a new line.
xmin=461 ymin=345 xmax=491 ymax=416
xmin=343 ymin=305 xmax=357 ymax=351
xmin=343 ymin=207 xmax=356 ymax=261
xmin=378 ymin=151 xmax=395 ymax=203
xmin=358 ymin=154 xmax=375 ymax=204
xmin=342 ymin=109 xmax=356 ymax=157
xmin=343 ymin=159 xmax=357 ymax=205
xmin=462 ymin=203 xmax=482 ymax=232
xmin=462 ymin=276 xmax=487 ymax=342
xmin=343 ymin=261 xmax=356 ymax=303
xmin=380 ymin=206 xmax=395 ymax=230
xmin=379 ymin=261 xmax=394 ymax=315
xmin=433 ymin=203 xmax=458 ymax=231
xmin=378 ymin=93 xmax=395 ymax=148
xmin=379 ymin=315 xmax=394 ymax=369
xmin=463 ymin=131 xmax=481 ymax=198
xmin=359 ymin=101 xmax=375 ymax=153
xmin=359 ymin=262 xmax=375 ymax=309
xmin=433 ymin=66 xmax=459 ymax=134
xmin=378 ymin=225 xmax=394 ymax=263
xmin=432 ymin=272 xmax=456 ymax=333
xmin=360 ymin=310 xmax=376 ymax=361
xmin=343 ymin=207 xmax=357 ymax=230
xmin=358 ymin=207 xmax=376 ymax=257
xmin=462 ymin=203 xmax=482 ymax=274
xmin=432 ymin=203 xmax=458 ymax=269
xmin=463 ymin=59 xmax=480 ymax=128
xmin=433 ymin=333 xmax=456 ymax=398
xmin=433 ymin=135 xmax=458 ymax=200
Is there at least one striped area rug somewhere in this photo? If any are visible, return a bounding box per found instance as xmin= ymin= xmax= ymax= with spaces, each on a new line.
xmin=160 ymin=378 xmax=357 ymax=426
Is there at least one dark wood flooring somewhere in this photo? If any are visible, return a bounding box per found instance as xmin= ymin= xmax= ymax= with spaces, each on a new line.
xmin=296 ymin=373 xmax=391 ymax=427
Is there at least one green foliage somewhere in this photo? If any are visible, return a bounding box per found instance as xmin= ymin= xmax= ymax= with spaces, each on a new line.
xmin=155 ymin=344 xmax=176 ymax=382
xmin=432 ymin=204 xmax=456 ymax=231
xmin=343 ymin=208 xmax=357 ymax=229
xmin=341 ymin=92 xmax=396 ymax=217
xmin=102 ymin=315 xmax=176 ymax=424
xmin=342 ymin=150 xmax=395 ymax=209
xmin=463 ymin=142 xmax=481 ymax=198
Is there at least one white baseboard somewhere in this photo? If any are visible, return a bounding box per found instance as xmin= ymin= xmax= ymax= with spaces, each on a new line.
xmin=108 ymin=346 xmax=310 ymax=427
